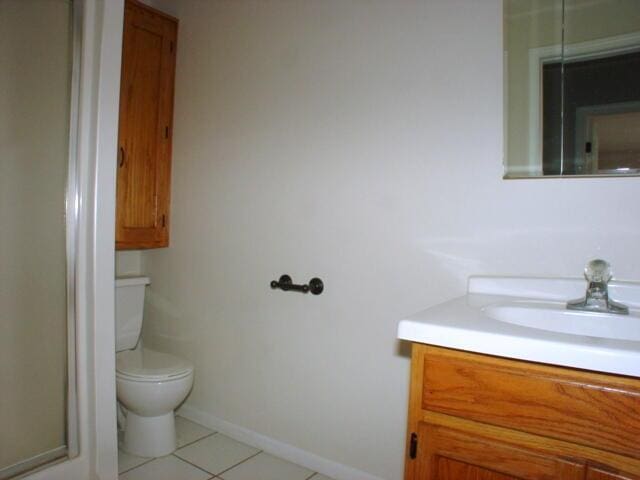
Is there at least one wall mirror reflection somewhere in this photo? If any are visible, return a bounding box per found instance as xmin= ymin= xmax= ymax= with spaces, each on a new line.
xmin=504 ymin=0 xmax=640 ymax=178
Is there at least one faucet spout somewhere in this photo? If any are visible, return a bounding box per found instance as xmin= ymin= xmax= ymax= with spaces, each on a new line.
xmin=567 ymin=259 xmax=629 ymax=315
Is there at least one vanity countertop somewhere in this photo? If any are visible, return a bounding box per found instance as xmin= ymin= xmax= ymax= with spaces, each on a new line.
xmin=397 ymin=276 xmax=640 ymax=377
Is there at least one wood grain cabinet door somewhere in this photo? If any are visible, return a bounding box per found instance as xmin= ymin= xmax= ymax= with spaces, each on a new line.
xmin=587 ymin=466 xmax=640 ymax=480
xmin=116 ymin=0 xmax=177 ymax=249
xmin=410 ymin=423 xmax=584 ymax=480
xmin=420 ymin=346 xmax=640 ymax=459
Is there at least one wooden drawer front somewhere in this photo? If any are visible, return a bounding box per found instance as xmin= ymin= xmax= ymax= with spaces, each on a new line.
xmin=587 ymin=467 xmax=640 ymax=480
xmin=417 ymin=423 xmax=584 ymax=480
xmin=421 ymin=348 xmax=640 ymax=459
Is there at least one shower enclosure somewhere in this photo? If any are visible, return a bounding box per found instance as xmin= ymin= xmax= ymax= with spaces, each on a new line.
xmin=0 ymin=0 xmax=79 ymax=477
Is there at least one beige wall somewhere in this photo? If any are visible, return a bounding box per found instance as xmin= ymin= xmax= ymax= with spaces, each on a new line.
xmin=505 ymin=0 xmax=640 ymax=173
xmin=0 ymin=0 xmax=71 ymax=469
xmin=135 ymin=1 xmax=640 ymax=478
xmin=116 ymin=251 xmax=144 ymax=277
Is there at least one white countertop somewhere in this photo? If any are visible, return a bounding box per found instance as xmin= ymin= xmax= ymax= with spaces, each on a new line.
xmin=397 ymin=276 xmax=640 ymax=377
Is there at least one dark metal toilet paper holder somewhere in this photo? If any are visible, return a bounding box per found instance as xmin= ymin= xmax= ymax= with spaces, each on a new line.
xmin=270 ymin=275 xmax=324 ymax=295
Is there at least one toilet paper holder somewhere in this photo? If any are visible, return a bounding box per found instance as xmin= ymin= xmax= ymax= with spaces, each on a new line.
xmin=270 ymin=274 xmax=324 ymax=295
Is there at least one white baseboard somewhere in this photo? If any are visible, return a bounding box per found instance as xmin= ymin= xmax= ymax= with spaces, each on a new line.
xmin=177 ymin=404 xmax=386 ymax=480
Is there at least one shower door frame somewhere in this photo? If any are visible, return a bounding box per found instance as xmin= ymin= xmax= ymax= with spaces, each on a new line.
xmin=66 ymin=0 xmax=83 ymax=462
xmin=0 ymin=2 xmax=81 ymax=478
xmin=19 ymin=0 xmax=125 ymax=478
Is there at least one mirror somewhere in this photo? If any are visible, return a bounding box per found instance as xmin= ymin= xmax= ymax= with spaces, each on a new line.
xmin=504 ymin=0 xmax=640 ymax=178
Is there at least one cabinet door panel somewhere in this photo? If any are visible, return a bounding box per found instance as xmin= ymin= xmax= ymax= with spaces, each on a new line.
xmin=412 ymin=423 xmax=584 ymax=480
xmin=119 ymin=19 xmax=162 ymax=229
xmin=588 ymin=466 xmax=640 ymax=480
xmin=421 ymin=346 xmax=640 ymax=459
xmin=116 ymin=0 xmax=176 ymax=249
xmin=436 ymin=456 xmax=522 ymax=480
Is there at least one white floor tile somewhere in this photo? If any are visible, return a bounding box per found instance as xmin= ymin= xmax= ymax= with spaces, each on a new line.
xmin=220 ymin=452 xmax=314 ymax=480
xmin=309 ymin=474 xmax=335 ymax=480
xmin=118 ymin=449 xmax=151 ymax=474
xmin=176 ymin=416 xmax=214 ymax=448
xmin=119 ymin=455 xmax=211 ymax=480
xmin=174 ymin=433 xmax=259 ymax=474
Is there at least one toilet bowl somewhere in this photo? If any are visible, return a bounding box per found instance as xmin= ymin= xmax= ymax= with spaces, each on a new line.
xmin=116 ymin=347 xmax=194 ymax=457
xmin=115 ymin=276 xmax=195 ymax=457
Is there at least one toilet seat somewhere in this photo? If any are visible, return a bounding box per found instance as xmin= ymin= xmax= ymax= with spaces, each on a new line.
xmin=116 ymin=348 xmax=193 ymax=382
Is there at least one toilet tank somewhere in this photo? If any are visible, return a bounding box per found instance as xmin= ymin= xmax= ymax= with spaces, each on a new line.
xmin=115 ymin=276 xmax=150 ymax=352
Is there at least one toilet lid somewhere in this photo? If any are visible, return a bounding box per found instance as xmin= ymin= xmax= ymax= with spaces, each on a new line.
xmin=116 ymin=348 xmax=194 ymax=380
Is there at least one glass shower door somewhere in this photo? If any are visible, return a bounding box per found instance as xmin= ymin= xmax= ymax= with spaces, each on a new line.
xmin=0 ymin=0 xmax=77 ymax=477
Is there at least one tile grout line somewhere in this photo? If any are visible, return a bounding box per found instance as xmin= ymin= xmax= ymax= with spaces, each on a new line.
xmin=121 ymin=421 xmax=332 ymax=480
xmin=118 ymin=456 xmax=155 ymax=476
xmin=171 ymin=431 xmax=224 ymax=475
xmin=215 ymin=449 xmax=264 ymax=479
xmin=176 ymin=431 xmax=217 ymax=450
xmin=176 ymin=429 xmax=324 ymax=480
xmin=172 ymin=433 xmax=264 ymax=477
xmin=118 ymin=430 xmax=216 ymax=476
xmin=170 ymin=452 xmax=219 ymax=476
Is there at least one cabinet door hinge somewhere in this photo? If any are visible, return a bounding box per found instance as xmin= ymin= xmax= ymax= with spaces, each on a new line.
xmin=409 ymin=432 xmax=418 ymax=459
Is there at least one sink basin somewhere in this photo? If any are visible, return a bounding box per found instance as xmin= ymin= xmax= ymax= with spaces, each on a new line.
xmin=397 ymin=276 xmax=640 ymax=377
xmin=483 ymin=302 xmax=640 ymax=342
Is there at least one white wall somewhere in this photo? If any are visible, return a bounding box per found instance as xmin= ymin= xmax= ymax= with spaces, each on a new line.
xmin=116 ymin=251 xmax=144 ymax=276
xmin=141 ymin=1 xmax=640 ymax=479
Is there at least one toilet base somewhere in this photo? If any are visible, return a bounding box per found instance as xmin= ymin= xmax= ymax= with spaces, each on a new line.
xmin=123 ymin=411 xmax=176 ymax=457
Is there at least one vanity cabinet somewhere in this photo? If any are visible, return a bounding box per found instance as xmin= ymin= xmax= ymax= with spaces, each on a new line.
xmin=587 ymin=468 xmax=640 ymax=480
xmin=413 ymin=423 xmax=584 ymax=480
xmin=116 ymin=0 xmax=177 ymax=249
xmin=405 ymin=344 xmax=640 ymax=480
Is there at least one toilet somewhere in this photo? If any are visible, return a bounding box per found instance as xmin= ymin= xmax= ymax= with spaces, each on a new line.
xmin=115 ymin=276 xmax=194 ymax=457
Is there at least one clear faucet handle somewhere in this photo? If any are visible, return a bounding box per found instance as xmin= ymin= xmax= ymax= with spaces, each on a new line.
xmin=584 ymin=259 xmax=611 ymax=283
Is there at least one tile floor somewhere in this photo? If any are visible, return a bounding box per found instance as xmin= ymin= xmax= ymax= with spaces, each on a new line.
xmin=118 ymin=416 xmax=335 ymax=480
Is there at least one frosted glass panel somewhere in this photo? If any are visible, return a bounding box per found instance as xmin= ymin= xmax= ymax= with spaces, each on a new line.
xmin=0 ymin=0 xmax=73 ymax=476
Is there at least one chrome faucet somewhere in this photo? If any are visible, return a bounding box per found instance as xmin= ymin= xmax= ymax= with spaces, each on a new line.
xmin=567 ymin=259 xmax=629 ymax=314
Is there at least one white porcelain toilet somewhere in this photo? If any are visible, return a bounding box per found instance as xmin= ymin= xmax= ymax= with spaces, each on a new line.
xmin=115 ymin=276 xmax=194 ymax=457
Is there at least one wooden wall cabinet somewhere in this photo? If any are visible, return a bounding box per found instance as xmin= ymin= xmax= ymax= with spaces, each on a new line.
xmin=116 ymin=0 xmax=177 ymax=250
xmin=405 ymin=344 xmax=640 ymax=480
